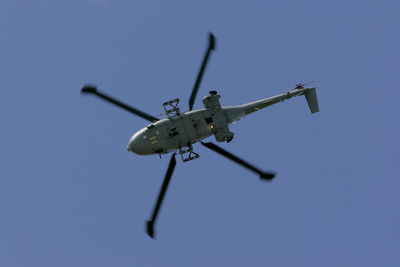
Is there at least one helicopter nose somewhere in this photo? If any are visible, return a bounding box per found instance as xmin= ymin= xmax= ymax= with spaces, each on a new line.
xmin=127 ymin=132 xmax=151 ymax=155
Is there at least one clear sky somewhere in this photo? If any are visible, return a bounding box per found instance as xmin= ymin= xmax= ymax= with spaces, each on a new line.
xmin=1 ymin=0 xmax=399 ymax=266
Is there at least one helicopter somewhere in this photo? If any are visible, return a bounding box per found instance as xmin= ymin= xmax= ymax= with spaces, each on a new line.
xmin=81 ymin=33 xmax=319 ymax=239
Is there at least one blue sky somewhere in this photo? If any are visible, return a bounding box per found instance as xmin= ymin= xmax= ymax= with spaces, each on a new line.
xmin=1 ymin=0 xmax=399 ymax=266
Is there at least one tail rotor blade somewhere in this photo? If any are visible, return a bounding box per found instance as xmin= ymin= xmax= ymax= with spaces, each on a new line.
xmin=146 ymin=154 xmax=177 ymax=239
xmin=188 ymin=33 xmax=216 ymax=111
xmin=201 ymin=142 xmax=276 ymax=180
xmin=81 ymin=85 xmax=159 ymax=122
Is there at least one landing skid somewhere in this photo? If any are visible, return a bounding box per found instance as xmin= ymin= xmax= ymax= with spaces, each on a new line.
xmin=162 ymin=98 xmax=181 ymax=118
xmin=179 ymin=144 xmax=199 ymax=162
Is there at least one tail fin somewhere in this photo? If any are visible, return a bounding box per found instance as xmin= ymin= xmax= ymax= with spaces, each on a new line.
xmin=304 ymin=87 xmax=319 ymax=113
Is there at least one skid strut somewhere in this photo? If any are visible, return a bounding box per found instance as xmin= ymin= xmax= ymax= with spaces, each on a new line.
xmin=162 ymin=98 xmax=181 ymax=117
xmin=179 ymin=144 xmax=199 ymax=162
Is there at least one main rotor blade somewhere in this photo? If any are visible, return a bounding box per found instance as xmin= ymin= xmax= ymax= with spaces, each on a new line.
xmin=188 ymin=33 xmax=216 ymax=111
xmin=81 ymin=85 xmax=159 ymax=123
xmin=201 ymin=142 xmax=276 ymax=180
xmin=146 ymin=154 xmax=177 ymax=239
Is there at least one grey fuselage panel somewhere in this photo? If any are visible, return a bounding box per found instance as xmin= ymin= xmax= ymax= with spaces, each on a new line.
xmin=130 ymin=87 xmax=317 ymax=155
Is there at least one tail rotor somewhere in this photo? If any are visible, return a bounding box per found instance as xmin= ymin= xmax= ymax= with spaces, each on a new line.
xmin=294 ymin=81 xmax=314 ymax=90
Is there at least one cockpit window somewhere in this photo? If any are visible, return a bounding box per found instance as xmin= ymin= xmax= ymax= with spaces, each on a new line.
xmin=149 ymin=136 xmax=158 ymax=144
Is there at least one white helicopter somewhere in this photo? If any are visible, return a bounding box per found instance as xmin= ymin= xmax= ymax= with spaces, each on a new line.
xmin=81 ymin=33 xmax=319 ymax=239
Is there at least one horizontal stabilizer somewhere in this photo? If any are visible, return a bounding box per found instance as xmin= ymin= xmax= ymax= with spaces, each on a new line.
xmin=305 ymin=88 xmax=319 ymax=113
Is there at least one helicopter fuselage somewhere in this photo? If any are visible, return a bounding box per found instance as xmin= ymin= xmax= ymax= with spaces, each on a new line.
xmin=127 ymin=91 xmax=238 ymax=155
xmin=127 ymin=87 xmax=318 ymax=156
xmin=127 ymin=107 xmax=238 ymax=155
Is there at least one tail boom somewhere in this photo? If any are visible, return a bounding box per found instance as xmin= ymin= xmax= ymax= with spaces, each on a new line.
xmin=223 ymin=87 xmax=319 ymax=124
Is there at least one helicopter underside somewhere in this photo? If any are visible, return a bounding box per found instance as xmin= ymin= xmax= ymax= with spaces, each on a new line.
xmin=127 ymin=99 xmax=238 ymax=161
